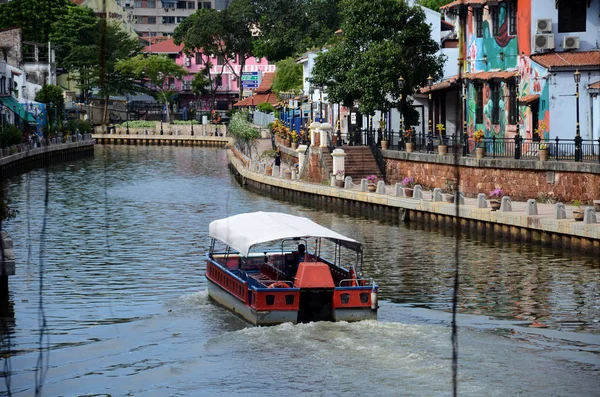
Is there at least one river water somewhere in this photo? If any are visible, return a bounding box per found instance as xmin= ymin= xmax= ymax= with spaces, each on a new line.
xmin=1 ymin=145 xmax=599 ymax=396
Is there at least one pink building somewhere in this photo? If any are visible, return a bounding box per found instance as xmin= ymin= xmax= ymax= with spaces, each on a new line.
xmin=144 ymin=39 xmax=276 ymax=111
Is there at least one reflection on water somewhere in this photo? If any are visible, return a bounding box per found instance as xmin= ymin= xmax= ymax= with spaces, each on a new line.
xmin=1 ymin=145 xmax=599 ymax=396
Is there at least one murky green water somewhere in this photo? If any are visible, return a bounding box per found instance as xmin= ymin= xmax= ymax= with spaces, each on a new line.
xmin=1 ymin=145 xmax=598 ymax=396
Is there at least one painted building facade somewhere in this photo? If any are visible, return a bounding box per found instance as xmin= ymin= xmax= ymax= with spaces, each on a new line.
xmin=144 ymin=39 xmax=275 ymax=111
xmin=439 ymin=0 xmax=600 ymax=143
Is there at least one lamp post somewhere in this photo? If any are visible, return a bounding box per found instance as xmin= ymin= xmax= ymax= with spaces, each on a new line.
xmin=49 ymin=101 xmax=54 ymax=135
xmin=190 ymin=101 xmax=194 ymax=136
xmin=574 ymin=69 xmax=582 ymax=161
xmin=318 ymin=86 xmax=323 ymax=123
xmin=427 ymin=75 xmax=434 ymax=152
xmin=160 ymin=105 xmax=164 ymax=135
xmin=126 ymin=98 xmax=130 ymax=135
xmin=397 ymin=76 xmax=405 ymax=149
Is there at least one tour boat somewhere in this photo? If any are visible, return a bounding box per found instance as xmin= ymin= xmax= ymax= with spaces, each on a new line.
xmin=206 ymin=212 xmax=379 ymax=325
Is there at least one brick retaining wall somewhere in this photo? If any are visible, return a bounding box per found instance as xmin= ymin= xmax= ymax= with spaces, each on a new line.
xmin=384 ymin=151 xmax=600 ymax=203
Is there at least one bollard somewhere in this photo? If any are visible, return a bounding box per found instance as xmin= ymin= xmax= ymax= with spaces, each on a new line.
xmin=526 ymin=199 xmax=538 ymax=216
xmin=376 ymin=180 xmax=385 ymax=194
xmin=413 ymin=185 xmax=423 ymax=199
xmin=500 ymin=196 xmax=512 ymax=212
xmin=393 ymin=183 xmax=403 ymax=197
xmin=432 ymin=188 xmax=443 ymax=202
xmin=555 ymin=203 xmax=566 ymax=219
xmin=583 ymin=207 xmax=597 ymax=224
xmin=477 ymin=193 xmax=488 ymax=208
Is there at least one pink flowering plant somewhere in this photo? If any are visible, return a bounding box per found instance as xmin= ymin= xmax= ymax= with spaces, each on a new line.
xmin=402 ymin=176 xmax=415 ymax=188
xmin=489 ymin=188 xmax=504 ymax=199
xmin=366 ymin=175 xmax=377 ymax=184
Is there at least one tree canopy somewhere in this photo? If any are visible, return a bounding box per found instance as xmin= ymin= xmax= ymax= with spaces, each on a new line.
xmin=310 ymin=0 xmax=445 ymax=123
xmin=415 ymin=0 xmax=453 ymax=12
xmin=116 ymin=55 xmax=187 ymax=122
xmin=0 ymin=0 xmax=71 ymax=43
xmin=272 ymin=57 xmax=303 ymax=94
xmin=252 ymin=0 xmax=341 ymax=62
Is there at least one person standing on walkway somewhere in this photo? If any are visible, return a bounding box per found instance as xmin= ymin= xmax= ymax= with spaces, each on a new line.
xmin=275 ymin=147 xmax=281 ymax=167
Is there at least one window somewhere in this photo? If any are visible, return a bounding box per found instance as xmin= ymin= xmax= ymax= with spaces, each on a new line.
xmin=508 ymin=80 xmax=518 ymax=125
xmin=177 ymin=1 xmax=186 ymax=8
xmin=475 ymin=83 xmax=483 ymax=124
xmin=187 ymin=1 xmax=195 ymax=8
xmin=134 ymin=0 xmax=142 ymax=7
xmin=195 ymin=53 xmax=203 ymax=64
xmin=490 ymin=6 xmax=500 ymax=36
xmin=508 ymin=0 xmax=517 ymax=35
xmin=216 ymin=55 xmax=224 ymax=65
xmin=147 ymin=16 xmax=156 ymax=24
xmin=215 ymin=75 xmax=222 ymax=86
xmin=203 ymin=1 xmax=211 ymax=8
xmin=475 ymin=8 xmax=483 ymax=38
xmin=491 ymin=82 xmax=500 ymax=125
xmin=558 ymin=0 xmax=586 ymax=33
xmin=254 ymin=57 xmax=261 ymax=63
xmin=177 ymin=16 xmax=186 ymax=23
xmin=163 ymin=1 xmax=175 ymax=8
xmin=162 ymin=16 xmax=175 ymax=24
xmin=147 ymin=0 xmax=155 ymax=7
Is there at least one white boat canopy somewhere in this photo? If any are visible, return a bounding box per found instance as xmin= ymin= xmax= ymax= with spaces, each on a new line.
xmin=209 ymin=212 xmax=361 ymax=256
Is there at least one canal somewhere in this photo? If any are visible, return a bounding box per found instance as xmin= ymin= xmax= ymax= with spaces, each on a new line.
xmin=2 ymin=145 xmax=599 ymax=396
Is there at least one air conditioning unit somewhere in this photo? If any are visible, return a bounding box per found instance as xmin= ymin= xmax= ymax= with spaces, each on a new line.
xmin=563 ymin=36 xmax=580 ymax=50
xmin=533 ymin=34 xmax=554 ymax=52
xmin=536 ymin=19 xmax=552 ymax=33
xmin=184 ymin=57 xmax=191 ymax=67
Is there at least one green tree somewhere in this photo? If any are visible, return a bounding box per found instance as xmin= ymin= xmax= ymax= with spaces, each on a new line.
xmin=252 ymin=0 xmax=342 ymax=62
xmin=310 ymin=0 xmax=445 ymax=124
xmin=0 ymin=0 xmax=71 ymax=42
xmin=50 ymin=5 xmax=100 ymax=101
xmin=415 ymin=0 xmax=453 ymax=12
xmin=272 ymin=57 xmax=303 ymax=94
xmin=91 ymin=20 xmax=143 ymax=124
xmin=174 ymin=4 xmax=256 ymax=103
xmin=35 ymin=84 xmax=64 ymax=136
xmin=116 ymin=54 xmax=187 ymax=122
xmin=228 ymin=112 xmax=260 ymax=158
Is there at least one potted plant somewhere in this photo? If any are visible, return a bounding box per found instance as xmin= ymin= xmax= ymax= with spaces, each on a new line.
xmin=379 ymin=119 xmax=389 ymax=150
xmin=402 ymin=176 xmax=416 ymax=197
xmin=489 ymin=187 xmax=503 ymax=210
xmin=436 ymin=123 xmax=447 ymax=155
xmin=366 ymin=174 xmax=377 ymax=192
xmin=536 ymin=122 xmax=549 ymax=161
xmin=474 ymin=129 xmax=485 ymax=159
xmin=404 ymin=128 xmax=414 ymax=152
xmin=572 ymin=200 xmax=584 ymax=221
xmin=290 ymin=130 xmax=299 ymax=149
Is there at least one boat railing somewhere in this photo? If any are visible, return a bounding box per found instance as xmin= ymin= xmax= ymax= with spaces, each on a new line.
xmin=251 ymin=278 xmax=295 ymax=288
xmin=339 ymin=278 xmax=373 ymax=287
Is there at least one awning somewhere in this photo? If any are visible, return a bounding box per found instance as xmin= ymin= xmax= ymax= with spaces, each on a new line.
xmin=0 ymin=96 xmax=39 ymax=124
xmin=518 ymin=94 xmax=540 ymax=105
xmin=209 ymin=212 xmax=361 ymax=256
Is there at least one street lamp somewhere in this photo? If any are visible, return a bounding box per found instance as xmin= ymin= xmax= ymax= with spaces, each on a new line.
xmin=190 ymin=101 xmax=194 ymax=136
xmin=126 ymin=98 xmax=130 ymax=135
xmin=427 ymin=75 xmax=433 ymax=135
xmin=318 ymin=86 xmax=323 ymax=123
xmin=397 ymin=75 xmax=405 ymax=131
xmin=160 ymin=105 xmax=164 ymax=135
xmin=574 ymin=69 xmax=581 ymax=161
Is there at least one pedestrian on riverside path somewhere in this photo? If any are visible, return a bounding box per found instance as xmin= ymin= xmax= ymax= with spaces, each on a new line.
xmin=275 ymin=147 xmax=281 ymax=167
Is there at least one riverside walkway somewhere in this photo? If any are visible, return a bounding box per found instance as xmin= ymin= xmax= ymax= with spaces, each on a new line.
xmin=229 ymin=143 xmax=600 ymax=255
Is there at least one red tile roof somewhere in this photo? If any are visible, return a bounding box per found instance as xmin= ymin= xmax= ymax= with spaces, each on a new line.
xmin=143 ymin=39 xmax=184 ymax=54
xmin=441 ymin=0 xmax=499 ymax=10
xmin=531 ymin=51 xmax=600 ymax=69
xmin=420 ymin=70 xmax=518 ymax=93
xmin=234 ymin=93 xmax=279 ymax=107
xmin=256 ymin=72 xmax=275 ymax=94
xmin=518 ymin=94 xmax=539 ymax=105
xmin=590 ymin=81 xmax=600 ymax=89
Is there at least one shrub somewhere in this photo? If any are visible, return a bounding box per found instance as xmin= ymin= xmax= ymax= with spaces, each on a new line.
xmin=0 ymin=124 xmax=23 ymax=147
xmin=257 ymin=102 xmax=276 ymax=114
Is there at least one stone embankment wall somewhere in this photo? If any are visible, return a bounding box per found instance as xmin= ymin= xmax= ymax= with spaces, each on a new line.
xmin=384 ymin=151 xmax=600 ymax=203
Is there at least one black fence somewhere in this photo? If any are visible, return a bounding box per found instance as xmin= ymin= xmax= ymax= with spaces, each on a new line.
xmin=341 ymin=128 xmax=600 ymax=163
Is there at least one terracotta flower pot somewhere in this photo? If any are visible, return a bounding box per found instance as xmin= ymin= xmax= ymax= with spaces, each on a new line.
xmin=404 ymin=188 xmax=414 ymax=197
xmin=336 ymin=179 xmax=345 ymax=188
xmin=539 ymin=148 xmax=549 ymax=161
xmin=438 ymin=145 xmax=447 ymax=156
xmin=367 ymin=184 xmax=377 ymax=192
xmin=381 ymin=140 xmax=389 ymax=150
xmin=490 ymin=200 xmax=501 ymax=211
xmin=406 ymin=142 xmax=414 ymax=153
xmin=573 ymin=211 xmax=584 ymax=221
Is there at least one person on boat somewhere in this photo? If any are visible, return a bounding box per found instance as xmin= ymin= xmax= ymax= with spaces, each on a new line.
xmin=297 ymin=244 xmax=306 ymax=263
